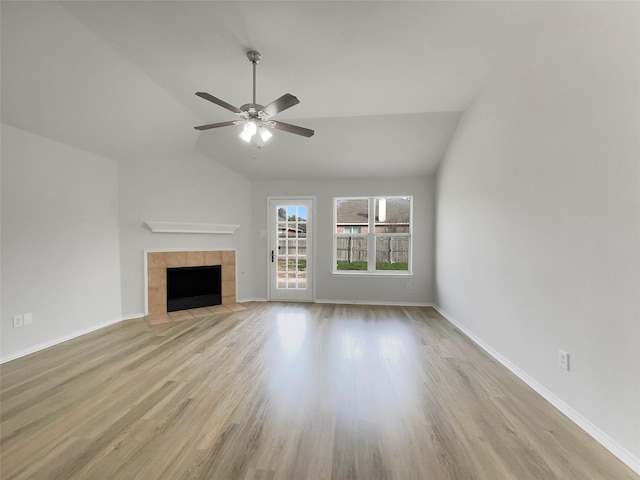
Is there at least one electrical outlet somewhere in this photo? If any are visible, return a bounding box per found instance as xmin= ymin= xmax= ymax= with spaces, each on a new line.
xmin=558 ymin=350 xmax=570 ymax=371
xmin=24 ymin=312 xmax=33 ymax=325
xmin=13 ymin=314 xmax=24 ymax=328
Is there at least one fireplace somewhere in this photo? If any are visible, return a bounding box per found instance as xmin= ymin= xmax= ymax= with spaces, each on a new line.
xmin=146 ymin=250 xmax=236 ymax=316
xmin=167 ymin=265 xmax=221 ymax=312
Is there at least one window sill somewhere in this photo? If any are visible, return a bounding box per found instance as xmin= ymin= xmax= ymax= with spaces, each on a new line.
xmin=331 ymin=271 xmax=413 ymax=278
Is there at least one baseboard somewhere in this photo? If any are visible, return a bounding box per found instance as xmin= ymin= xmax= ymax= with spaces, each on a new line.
xmin=315 ymin=299 xmax=434 ymax=307
xmin=0 ymin=314 xmax=141 ymax=364
xmin=239 ymin=298 xmax=433 ymax=307
xmin=432 ymin=305 xmax=640 ymax=476
xmin=237 ymin=297 xmax=268 ymax=303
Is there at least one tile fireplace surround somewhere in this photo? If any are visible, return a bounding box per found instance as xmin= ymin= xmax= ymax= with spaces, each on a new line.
xmin=146 ymin=250 xmax=237 ymax=323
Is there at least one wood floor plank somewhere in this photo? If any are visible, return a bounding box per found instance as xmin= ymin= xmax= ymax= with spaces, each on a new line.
xmin=1 ymin=303 xmax=637 ymax=480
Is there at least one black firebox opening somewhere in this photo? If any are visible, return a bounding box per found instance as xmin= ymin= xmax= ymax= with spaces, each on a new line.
xmin=166 ymin=265 xmax=221 ymax=312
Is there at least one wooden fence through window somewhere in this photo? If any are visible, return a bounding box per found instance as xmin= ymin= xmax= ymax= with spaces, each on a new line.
xmin=336 ymin=236 xmax=409 ymax=264
xmin=277 ymin=238 xmax=307 ymax=258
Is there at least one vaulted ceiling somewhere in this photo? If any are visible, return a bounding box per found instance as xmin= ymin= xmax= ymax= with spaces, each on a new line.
xmin=2 ymin=1 xmax=562 ymax=180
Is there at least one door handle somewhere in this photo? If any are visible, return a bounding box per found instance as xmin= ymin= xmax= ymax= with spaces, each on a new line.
xmin=271 ymin=250 xmax=274 ymax=262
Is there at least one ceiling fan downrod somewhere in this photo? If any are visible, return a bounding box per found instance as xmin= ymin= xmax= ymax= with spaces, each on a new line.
xmin=247 ymin=50 xmax=261 ymax=106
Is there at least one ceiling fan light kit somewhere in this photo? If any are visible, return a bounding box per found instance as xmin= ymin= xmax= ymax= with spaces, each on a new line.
xmin=195 ymin=50 xmax=314 ymax=150
xmin=259 ymin=126 xmax=272 ymax=142
xmin=240 ymin=120 xmax=258 ymax=143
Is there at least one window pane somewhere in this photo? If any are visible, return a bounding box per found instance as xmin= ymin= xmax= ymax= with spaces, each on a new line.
xmin=336 ymin=198 xmax=368 ymax=233
xmin=297 ymin=257 xmax=307 ymax=271
xmin=375 ymin=197 xmax=410 ymax=233
xmin=297 ymin=205 xmax=307 ymax=223
xmin=375 ymin=236 xmax=409 ymax=271
xmin=277 ymin=257 xmax=287 ymax=272
xmin=336 ymin=235 xmax=368 ymax=270
xmin=298 ymin=238 xmax=307 ymax=257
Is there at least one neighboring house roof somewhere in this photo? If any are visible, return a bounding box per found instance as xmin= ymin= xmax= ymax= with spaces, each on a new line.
xmin=336 ymin=197 xmax=410 ymax=224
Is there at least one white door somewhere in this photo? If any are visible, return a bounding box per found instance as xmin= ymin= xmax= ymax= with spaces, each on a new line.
xmin=269 ymin=198 xmax=313 ymax=302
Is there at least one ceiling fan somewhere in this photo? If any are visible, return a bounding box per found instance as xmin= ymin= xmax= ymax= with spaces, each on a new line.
xmin=194 ymin=51 xmax=314 ymax=145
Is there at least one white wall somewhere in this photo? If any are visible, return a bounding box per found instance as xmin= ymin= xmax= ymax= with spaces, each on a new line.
xmin=0 ymin=1 xmax=256 ymax=319
xmin=118 ymin=150 xmax=254 ymax=316
xmin=436 ymin=3 xmax=640 ymax=469
xmin=1 ymin=123 xmax=122 ymax=361
xmin=251 ymin=176 xmax=436 ymax=305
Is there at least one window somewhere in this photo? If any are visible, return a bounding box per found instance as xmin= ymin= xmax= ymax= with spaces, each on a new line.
xmin=334 ymin=196 xmax=412 ymax=274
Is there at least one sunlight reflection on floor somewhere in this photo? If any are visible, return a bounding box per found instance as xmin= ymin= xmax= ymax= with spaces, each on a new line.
xmin=275 ymin=311 xmax=307 ymax=357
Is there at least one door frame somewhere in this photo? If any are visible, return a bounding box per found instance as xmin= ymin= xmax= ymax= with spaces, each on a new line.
xmin=267 ymin=196 xmax=316 ymax=302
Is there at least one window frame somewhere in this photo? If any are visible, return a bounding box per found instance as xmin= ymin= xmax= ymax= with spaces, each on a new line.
xmin=333 ymin=196 xmax=413 ymax=276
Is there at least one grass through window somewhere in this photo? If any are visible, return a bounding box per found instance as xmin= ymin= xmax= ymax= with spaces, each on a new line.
xmin=336 ymin=261 xmax=408 ymax=271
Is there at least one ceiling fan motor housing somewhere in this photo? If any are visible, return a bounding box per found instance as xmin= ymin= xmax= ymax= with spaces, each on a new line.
xmin=240 ymin=103 xmax=264 ymax=116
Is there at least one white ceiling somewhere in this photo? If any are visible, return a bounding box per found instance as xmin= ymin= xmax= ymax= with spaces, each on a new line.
xmin=1 ymin=1 xmax=562 ymax=180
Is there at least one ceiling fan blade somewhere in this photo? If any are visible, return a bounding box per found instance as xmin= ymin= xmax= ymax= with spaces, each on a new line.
xmin=271 ymin=121 xmax=315 ymax=138
xmin=195 ymin=92 xmax=243 ymax=114
xmin=261 ymin=93 xmax=300 ymax=118
xmin=194 ymin=120 xmax=239 ymax=131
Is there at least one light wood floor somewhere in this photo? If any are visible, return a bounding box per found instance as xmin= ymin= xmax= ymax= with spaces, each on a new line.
xmin=1 ymin=303 xmax=637 ymax=479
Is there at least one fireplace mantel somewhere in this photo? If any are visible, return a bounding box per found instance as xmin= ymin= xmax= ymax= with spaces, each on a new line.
xmin=144 ymin=221 xmax=240 ymax=234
